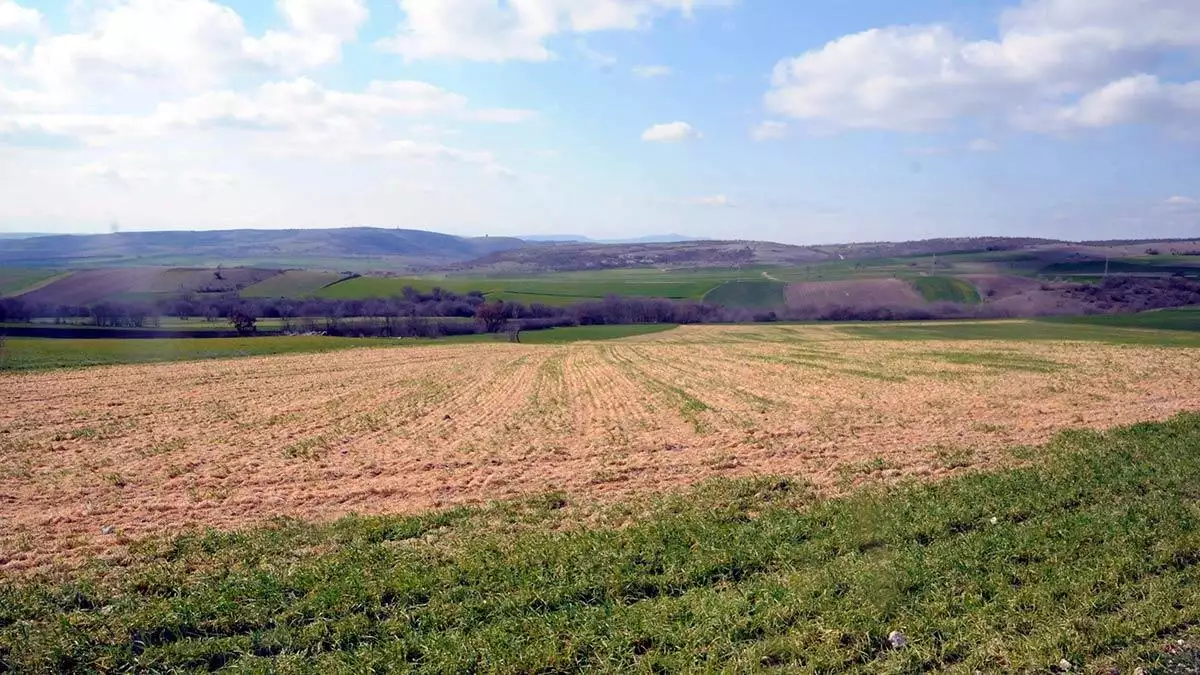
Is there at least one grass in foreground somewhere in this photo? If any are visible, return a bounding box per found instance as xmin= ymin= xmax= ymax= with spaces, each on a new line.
xmin=4 ymin=415 xmax=1200 ymax=672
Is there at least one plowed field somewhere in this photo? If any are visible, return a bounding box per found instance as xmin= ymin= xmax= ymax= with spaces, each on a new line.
xmin=3 ymin=324 xmax=1198 ymax=572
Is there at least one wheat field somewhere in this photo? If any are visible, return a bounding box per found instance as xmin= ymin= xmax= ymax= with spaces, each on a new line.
xmin=2 ymin=324 xmax=1197 ymax=572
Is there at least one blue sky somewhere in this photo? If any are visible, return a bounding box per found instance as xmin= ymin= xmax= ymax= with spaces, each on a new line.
xmin=0 ymin=0 xmax=1197 ymax=244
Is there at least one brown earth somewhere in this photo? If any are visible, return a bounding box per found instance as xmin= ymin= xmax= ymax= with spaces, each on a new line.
xmin=2 ymin=324 xmax=1198 ymax=573
xmin=16 ymin=267 xmax=280 ymax=305
xmin=16 ymin=268 xmax=168 ymax=305
xmin=961 ymin=274 xmax=1044 ymax=300
xmin=784 ymin=279 xmax=926 ymax=309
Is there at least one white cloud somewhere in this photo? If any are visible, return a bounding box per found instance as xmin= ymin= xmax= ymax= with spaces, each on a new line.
xmin=641 ymin=121 xmax=700 ymax=142
xmin=750 ymin=120 xmax=787 ymax=141
xmin=74 ymin=161 xmax=155 ymax=186
xmin=0 ymin=0 xmax=41 ymax=34
xmin=688 ymin=194 xmax=734 ymax=207
xmin=1165 ymin=196 xmax=1197 ymax=205
xmin=381 ymin=0 xmax=731 ymax=62
xmin=1016 ymin=75 xmax=1200 ymax=134
xmin=0 ymin=77 xmax=535 ymax=146
xmin=633 ymin=64 xmax=671 ymax=78
xmin=763 ymin=0 xmax=1200 ymax=136
xmin=276 ymin=0 xmax=367 ymax=40
xmin=20 ymin=0 xmax=367 ymax=100
xmin=575 ymin=39 xmax=616 ymax=69
xmin=968 ymin=138 xmax=1000 ymax=152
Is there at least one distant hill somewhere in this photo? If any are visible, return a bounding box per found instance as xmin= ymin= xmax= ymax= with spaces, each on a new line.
xmin=0 ymin=228 xmax=527 ymax=269
xmin=457 ymin=239 xmax=829 ymax=272
xmin=3 ymin=227 xmax=1195 ymax=275
xmin=518 ymin=234 xmax=696 ymax=244
xmin=602 ymin=234 xmax=695 ymax=244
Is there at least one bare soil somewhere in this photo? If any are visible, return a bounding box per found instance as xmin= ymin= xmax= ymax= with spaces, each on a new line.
xmin=16 ymin=267 xmax=280 ymax=304
xmin=785 ymin=279 xmax=926 ymax=309
xmin=2 ymin=324 xmax=1198 ymax=573
xmin=961 ymin=274 xmax=1044 ymax=300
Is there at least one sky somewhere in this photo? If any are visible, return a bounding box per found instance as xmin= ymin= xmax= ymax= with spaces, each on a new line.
xmin=0 ymin=0 xmax=1198 ymax=244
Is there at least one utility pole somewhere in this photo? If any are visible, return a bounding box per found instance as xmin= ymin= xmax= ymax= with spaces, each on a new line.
xmin=1103 ymin=254 xmax=1109 ymax=279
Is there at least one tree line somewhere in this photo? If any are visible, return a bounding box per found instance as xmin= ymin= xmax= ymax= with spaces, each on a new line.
xmin=0 ymin=286 xmax=773 ymax=338
xmin=3 ymin=276 xmax=1197 ymax=339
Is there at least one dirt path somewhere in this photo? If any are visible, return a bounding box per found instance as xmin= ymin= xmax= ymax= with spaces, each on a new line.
xmin=2 ymin=324 xmax=1198 ymax=572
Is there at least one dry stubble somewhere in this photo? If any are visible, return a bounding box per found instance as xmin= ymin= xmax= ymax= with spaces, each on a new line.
xmin=2 ymin=324 xmax=1197 ymax=572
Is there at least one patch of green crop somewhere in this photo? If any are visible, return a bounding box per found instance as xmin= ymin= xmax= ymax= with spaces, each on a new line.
xmin=1044 ymin=308 xmax=1200 ymax=332
xmin=0 ymin=268 xmax=68 ymax=297
xmin=0 ymin=326 xmax=678 ymax=372
xmin=923 ymin=350 xmax=1063 ymax=373
xmin=841 ymin=319 xmax=1200 ymax=346
xmin=0 ymin=336 xmax=403 ymax=372
xmin=238 ymin=271 xmax=347 ymax=298
xmin=911 ymin=276 xmax=982 ymax=304
xmin=702 ymin=280 xmax=786 ymax=309
xmin=4 ymin=415 xmax=1200 ymax=671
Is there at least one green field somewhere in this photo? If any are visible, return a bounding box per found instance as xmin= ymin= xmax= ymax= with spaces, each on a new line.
xmin=0 ymin=336 xmax=401 ymax=372
xmin=5 ymin=414 xmax=1200 ymax=671
xmin=239 ymin=271 xmax=348 ymax=298
xmin=1045 ymin=308 xmax=1200 ymax=332
xmin=313 ymin=270 xmax=742 ymax=305
xmin=702 ymin=280 xmax=787 ymax=309
xmin=910 ymin=276 xmax=982 ymax=304
xmin=0 ymin=326 xmax=675 ymax=371
xmin=0 ymin=269 xmax=66 ymax=297
xmin=840 ymin=317 xmax=1200 ymax=346
xmin=1040 ymin=258 xmax=1200 ymax=277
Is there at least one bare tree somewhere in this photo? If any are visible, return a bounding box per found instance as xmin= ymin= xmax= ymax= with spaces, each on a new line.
xmin=228 ymin=308 xmax=257 ymax=336
xmin=474 ymin=301 xmax=510 ymax=333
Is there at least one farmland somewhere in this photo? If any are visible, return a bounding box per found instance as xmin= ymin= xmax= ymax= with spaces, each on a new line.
xmin=0 ymin=326 xmax=674 ymax=372
xmin=0 ymin=269 xmax=65 ymax=297
xmin=911 ymin=276 xmax=982 ymax=303
xmin=312 ymin=269 xmax=754 ymax=304
xmin=239 ymin=270 xmax=348 ymax=298
xmin=3 ymin=321 xmax=1200 ymax=670
xmin=5 ymin=414 xmax=1200 ymax=671
xmin=4 ymin=322 xmax=1199 ymax=571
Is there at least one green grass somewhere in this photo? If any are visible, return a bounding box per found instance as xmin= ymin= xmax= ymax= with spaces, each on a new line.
xmin=1039 ymin=259 xmax=1200 ymax=277
xmin=0 ymin=336 xmax=402 ymax=372
xmin=1044 ymin=308 xmax=1200 ymax=332
xmin=5 ymin=415 xmax=1200 ymax=671
xmin=512 ymin=324 xmax=675 ymax=343
xmin=0 ymin=326 xmax=676 ymax=371
xmin=910 ymin=276 xmax=981 ymax=304
xmin=239 ymin=271 xmax=349 ymax=298
xmin=702 ymin=280 xmax=786 ymax=309
xmin=0 ymin=268 xmax=67 ymax=297
xmin=313 ymin=273 xmax=727 ymax=305
xmin=840 ymin=318 xmax=1200 ymax=346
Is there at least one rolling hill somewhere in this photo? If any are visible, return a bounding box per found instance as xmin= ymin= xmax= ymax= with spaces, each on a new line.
xmin=0 ymin=228 xmax=527 ymax=269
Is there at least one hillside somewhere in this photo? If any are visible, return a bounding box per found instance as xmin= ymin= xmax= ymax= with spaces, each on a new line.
xmin=0 ymin=228 xmax=527 ymax=269
xmin=458 ymin=240 xmax=830 ymax=272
